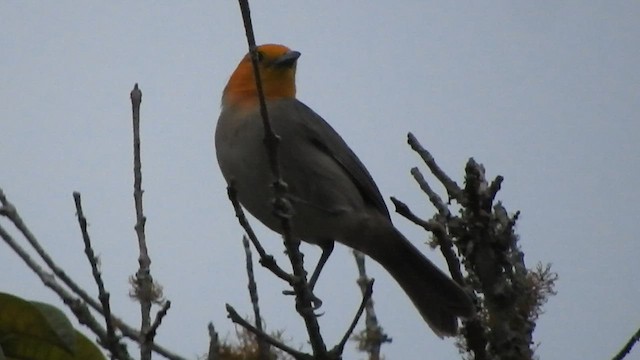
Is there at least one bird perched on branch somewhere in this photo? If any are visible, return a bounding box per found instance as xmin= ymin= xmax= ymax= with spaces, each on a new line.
xmin=215 ymin=44 xmax=473 ymax=337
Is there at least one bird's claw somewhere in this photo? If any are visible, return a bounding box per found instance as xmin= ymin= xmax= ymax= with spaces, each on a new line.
xmin=310 ymin=293 xmax=323 ymax=310
xmin=282 ymin=288 xmax=323 ymax=310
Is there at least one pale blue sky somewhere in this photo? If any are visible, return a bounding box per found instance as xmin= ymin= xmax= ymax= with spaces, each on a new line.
xmin=1 ymin=2 xmax=639 ymax=359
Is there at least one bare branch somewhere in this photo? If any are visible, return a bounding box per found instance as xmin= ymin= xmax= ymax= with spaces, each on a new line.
xmin=207 ymin=323 xmax=220 ymax=360
xmin=487 ymin=175 xmax=504 ymax=203
xmin=390 ymin=197 xmax=465 ymax=285
xmin=73 ymin=192 xmax=126 ymax=359
xmin=399 ymin=137 xmax=561 ymax=359
xmin=331 ymin=277 xmax=374 ymax=357
xmin=236 ymin=1 xmax=327 ymax=356
xmin=146 ymin=301 xmax=171 ymax=344
xmin=0 ymin=222 xmax=132 ymax=360
xmin=350 ymin=251 xmax=391 ymax=360
xmin=129 ymin=83 xmax=157 ymax=360
xmin=1 ymin=187 xmax=185 ymax=360
xmin=409 ymin=167 xmax=452 ymax=218
xmin=242 ymin=236 xmax=271 ymax=359
xmin=407 ymin=132 xmax=463 ymax=203
xmin=612 ymin=326 xmax=640 ymax=360
xmin=226 ymin=304 xmax=312 ymax=360
xmin=227 ymin=183 xmax=291 ymax=283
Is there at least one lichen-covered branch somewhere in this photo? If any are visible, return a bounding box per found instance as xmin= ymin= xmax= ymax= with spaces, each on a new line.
xmin=394 ymin=133 xmax=557 ymax=360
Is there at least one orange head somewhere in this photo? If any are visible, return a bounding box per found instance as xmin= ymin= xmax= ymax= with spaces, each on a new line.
xmin=222 ymin=44 xmax=301 ymax=109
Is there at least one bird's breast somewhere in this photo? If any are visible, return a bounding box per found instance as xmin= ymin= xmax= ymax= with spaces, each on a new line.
xmin=215 ymin=102 xmax=368 ymax=241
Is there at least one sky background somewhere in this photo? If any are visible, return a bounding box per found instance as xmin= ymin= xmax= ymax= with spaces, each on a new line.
xmin=1 ymin=2 xmax=639 ymax=359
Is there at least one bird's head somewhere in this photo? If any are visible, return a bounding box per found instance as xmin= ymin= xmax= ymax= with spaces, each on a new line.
xmin=222 ymin=44 xmax=300 ymax=109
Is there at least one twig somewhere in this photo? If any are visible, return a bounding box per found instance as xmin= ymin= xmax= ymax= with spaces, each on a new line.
xmin=331 ymin=277 xmax=375 ymax=357
xmin=119 ymin=319 xmax=183 ymax=360
xmin=236 ymin=1 xmax=279 ymax=178
xmin=400 ymin=137 xmax=497 ymax=358
xmin=236 ymin=0 xmax=327 ymax=356
xmin=227 ymin=183 xmax=291 ymax=283
xmin=226 ymin=304 xmax=312 ymax=360
xmin=390 ymin=197 xmax=465 ymax=285
xmin=130 ymin=83 xmax=155 ymax=360
xmin=65 ymin=297 xmax=124 ymax=359
xmin=146 ymin=301 xmax=171 ymax=343
xmin=242 ymin=236 xmax=271 ymax=359
xmin=612 ymin=326 xmax=640 ymax=360
xmin=0 ymin=189 xmax=93 ymax=301
xmin=0 ymin=188 xmax=185 ymax=360
xmin=487 ymin=175 xmax=504 ymax=203
xmin=207 ymin=323 xmax=220 ymax=360
xmin=0 ymin=223 xmax=132 ymax=360
xmin=73 ymin=192 xmax=124 ymax=359
xmin=390 ymin=196 xmax=434 ymax=231
xmin=410 ymin=167 xmax=451 ymax=218
xmin=407 ymin=132 xmax=464 ymax=203
xmin=351 ymin=251 xmax=391 ymax=360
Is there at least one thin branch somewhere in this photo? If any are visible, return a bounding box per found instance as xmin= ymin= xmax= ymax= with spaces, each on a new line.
xmin=65 ymin=298 xmax=126 ymax=359
xmin=0 ymin=223 xmax=132 ymax=360
xmin=73 ymin=192 xmax=124 ymax=359
xmin=146 ymin=301 xmax=171 ymax=344
xmin=236 ymin=1 xmax=279 ymax=178
xmin=407 ymin=132 xmax=464 ymax=203
xmin=236 ymin=0 xmax=327 ymax=356
xmin=390 ymin=197 xmax=465 ymax=285
xmin=351 ymin=251 xmax=391 ymax=360
xmin=121 ymin=319 xmax=183 ymax=360
xmin=410 ymin=167 xmax=451 ymax=218
xmin=331 ymin=279 xmax=374 ymax=357
xmin=1 ymin=188 xmax=184 ymax=359
xmin=227 ymin=183 xmax=291 ymax=283
xmin=399 ymin=137 xmax=498 ymax=359
xmin=226 ymin=304 xmax=312 ymax=360
xmin=130 ymin=83 xmax=155 ymax=360
xmin=390 ymin=196 xmax=434 ymax=231
xmin=242 ymin=236 xmax=271 ymax=359
xmin=612 ymin=326 xmax=640 ymax=360
xmin=0 ymin=189 xmax=91 ymax=299
xmin=207 ymin=323 xmax=220 ymax=360
xmin=0 ymin=147 xmax=185 ymax=360
xmin=487 ymin=175 xmax=504 ymax=203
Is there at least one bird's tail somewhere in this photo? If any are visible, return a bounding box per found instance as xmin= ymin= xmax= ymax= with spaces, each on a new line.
xmin=358 ymin=224 xmax=474 ymax=337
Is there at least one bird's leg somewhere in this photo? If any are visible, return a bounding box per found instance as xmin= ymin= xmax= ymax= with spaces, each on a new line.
xmin=283 ymin=240 xmax=334 ymax=311
xmin=307 ymin=240 xmax=334 ymax=290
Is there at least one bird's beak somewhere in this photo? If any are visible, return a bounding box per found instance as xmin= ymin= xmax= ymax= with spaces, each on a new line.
xmin=273 ymin=50 xmax=301 ymax=68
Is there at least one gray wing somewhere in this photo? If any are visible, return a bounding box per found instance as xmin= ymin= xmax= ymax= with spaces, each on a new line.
xmin=274 ymin=99 xmax=391 ymax=220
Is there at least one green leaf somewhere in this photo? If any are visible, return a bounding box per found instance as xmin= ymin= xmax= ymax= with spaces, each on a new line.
xmin=28 ymin=302 xmax=76 ymax=353
xmin=0 ymin=293 xmax=106 ymax=360
xmin=72 ymin=331 xmax=105 ymax=360
xmin=0 ymin=331 xmax=105 ymax=360
xmin=0 ymin=293 xmax=75 ymax=353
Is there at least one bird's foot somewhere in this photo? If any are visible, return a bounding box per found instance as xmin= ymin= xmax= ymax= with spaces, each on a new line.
xmin=283 ymin=288 xmax=323 ymax=310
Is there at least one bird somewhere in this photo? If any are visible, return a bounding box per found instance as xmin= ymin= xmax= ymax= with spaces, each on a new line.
xmin=215 ymin=44 xmax=474 ymax=337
